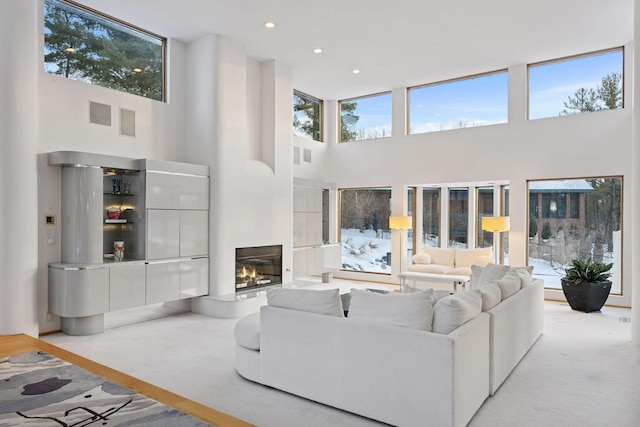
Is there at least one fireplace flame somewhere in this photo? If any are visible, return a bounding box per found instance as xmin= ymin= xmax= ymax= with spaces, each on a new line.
xmin=241 ymin=265 xmax=257 ymax=279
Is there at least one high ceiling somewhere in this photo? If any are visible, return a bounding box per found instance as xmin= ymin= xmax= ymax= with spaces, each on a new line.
xmin=73 ymin=0 xmax=633 ymax=101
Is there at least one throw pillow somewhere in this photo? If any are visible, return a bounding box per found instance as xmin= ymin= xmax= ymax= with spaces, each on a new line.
xmin=266 ymin=287 xmax=344 ymax=317
xmin=496 ymin=270 xmax=521 ymax=300
xmin=433 ymin=290 xmax=451 ymax=305
xmin=412 ymin=253 xmax=432 ymax=264
xmin=454 ymin=247 xmax=492 ymax=268
xmin=234 ymin=312 xmax=260 ymax=350
xmin=470 ymin=263 xmax=510 ymax=290
xmin=348 ymin=288 xmax=434 ymax=331
xmin=432 ymin=289 xmax=482 ymax=334
xmin=478 ymin=282 xmax=501 ymax=311
xmin=511 ymin=266 xmax=535 ymax=288
xmin=423 ymin=246 xmax=456 ymax=267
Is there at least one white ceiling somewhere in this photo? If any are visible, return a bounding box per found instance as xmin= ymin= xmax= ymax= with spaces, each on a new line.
xmin=73 ymin=0 xmax=633 ymax=101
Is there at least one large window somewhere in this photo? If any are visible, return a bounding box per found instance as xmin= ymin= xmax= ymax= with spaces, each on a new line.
xmin=449 ymin=188 xmax=468 ymax=248
xmin=528 ymin=48 xmax=623 ymax=120
xmin=528 ymin=177 xmax=622 ymax=293
xmin=476 ymin=187 xmax=494 ymax=248
xmin=293 ymin=90 xmax=322 ymax=141
xmin=422 ymin=188 xmax=440 ymax=248
xmin=408 ymin=71 xmax=508 ymax=134
xmin=339 ymin=92 xmax=392 ymax=142
xmin=44 ymin=0 xmax=165 ymax=101
xmin=339 ymin=188 xmax=392 ymax=274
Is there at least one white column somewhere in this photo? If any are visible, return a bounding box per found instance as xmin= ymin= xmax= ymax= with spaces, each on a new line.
xmin=631 ymin=0 xmax=640 ymax=344
xmin=0 ymin=0 xmax=39 ymax=336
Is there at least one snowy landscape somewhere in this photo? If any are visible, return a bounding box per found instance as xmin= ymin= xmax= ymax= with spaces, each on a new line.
xmin=340 ymin=228 xmax=620 ymax=293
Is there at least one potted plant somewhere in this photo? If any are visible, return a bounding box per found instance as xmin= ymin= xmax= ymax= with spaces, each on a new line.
xmin=561 ymin=258 xmax=613 ymax=312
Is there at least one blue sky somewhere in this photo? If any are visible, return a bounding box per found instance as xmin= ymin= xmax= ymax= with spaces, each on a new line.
xmin=337 ymin=49 xmax=623 ymax=138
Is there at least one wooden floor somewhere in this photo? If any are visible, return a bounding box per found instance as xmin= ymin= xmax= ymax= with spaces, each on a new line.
xmin=0 ymin=334 xmax=253 ymax=427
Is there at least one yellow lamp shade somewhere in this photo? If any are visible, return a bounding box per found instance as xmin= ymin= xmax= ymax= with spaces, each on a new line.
xmin=481 ymin=216 xmax=510 ymax=232
xmin=389 ymin=215 xmax=412 ymax=230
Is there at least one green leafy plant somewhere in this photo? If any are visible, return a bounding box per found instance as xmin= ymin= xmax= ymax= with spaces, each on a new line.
xmin=563 ymin=259 xmax=613 ymax=284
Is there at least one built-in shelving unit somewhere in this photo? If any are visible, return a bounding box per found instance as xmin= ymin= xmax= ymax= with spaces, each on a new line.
xmin=47 ymin=151 xmax=210 ymax=335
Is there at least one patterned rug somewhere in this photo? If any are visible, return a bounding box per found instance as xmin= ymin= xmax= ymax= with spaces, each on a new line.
xmin=0 ymin=350 xmax=213 ymax=426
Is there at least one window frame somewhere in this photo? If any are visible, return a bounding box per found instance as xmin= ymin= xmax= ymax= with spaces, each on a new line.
xmin=527 ymin=47 xmax=624 ymax=120
xmin=407 ymin=69 xmax=509 ymax=135
xmin=44 ymin=0 xmax=167 ymax=102
xmin=293 ymin=89 xmax=323 ymax=142
xmin=338 ymin=91 xmax=393 ymax=143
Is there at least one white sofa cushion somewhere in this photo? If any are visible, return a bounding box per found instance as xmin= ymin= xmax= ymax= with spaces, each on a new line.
xmin=412 ymin=253 xmax=432 ymax=264
xmin=511 ymin=265 xmax=535 ymax=288
xmin=455 ymin=247 xmax=492 ymax=267
xmin=349 ymin=288 xmax=434 ymax=331
xmin=423 ymin=246 xmax=455 ymax=267
xmin=407 ymin=264 xmax=454 ymax=274
xmin=266 ymin=287 xmax=344 ymax=317
xmin=470 ymin=263 xmax=510 ymax=289
xmin=496 ymin=271 xmax=521 ymax=300
xmin=478 ymin=282 xmax=502 ymax=311
xmin=432 ymin=290 xmax=482 ymax=334
xmin=234 ymin=312 xmax=261 ymax=350
xmin=446 ymin=266 xmax=472 ymax=276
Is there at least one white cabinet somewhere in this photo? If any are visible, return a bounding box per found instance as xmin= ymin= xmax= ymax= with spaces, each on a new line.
xmin=49 ymin=152 xmax=210 ymax=335
xmin=109 ymin=263 xmax=146 ymax=311
xmin=180 ymin=258 xmax=209 ymax=299
xmin=147 ymin=209 xmax=180 ymax=259
xmin=146 ymin=261 xmax=181 ymax=304
xmin=49 ymin=267 xmax=109 ymax=318
xmin=146 ymin=171 xmax=209 ymax=210
xmin=180 ymin=210 xmax=208 ymax=256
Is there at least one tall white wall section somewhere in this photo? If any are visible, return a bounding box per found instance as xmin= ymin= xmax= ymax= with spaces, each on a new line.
xmin=0 ymin=1 xmax=39 ymax=336
xmin=632 ymin=0 xmax=640 ymax=345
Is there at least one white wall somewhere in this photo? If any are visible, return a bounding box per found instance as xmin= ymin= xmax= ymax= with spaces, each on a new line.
xmin=298 ymin=52 xmax=635 ymax=308
xmin=0 ymin=0 xmax=39 ymax=336
xmin=189 ymin=36 xmax=294 ymax=297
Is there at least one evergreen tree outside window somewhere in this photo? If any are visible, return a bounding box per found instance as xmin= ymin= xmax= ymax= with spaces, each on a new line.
xmin=339 ymin=92 xmax=392 ymax=142
xmin=527 ymin=177 xmax=622 ymax=294
xmin=528 ymin=48 xmax=623 ymax=120
xmin=293 ymin=90 xmax=322 ymax=141
xmin=44 ymin=0 xmax=165 ymax=101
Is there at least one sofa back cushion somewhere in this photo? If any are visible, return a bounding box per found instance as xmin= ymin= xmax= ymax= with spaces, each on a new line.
xmin=423 ymin=246 xmax=455 ymax=267
xmin=349 ymin=288 xmax=434 ymax=331
xmin=432 ymin=289 xmax=482 ymax=334
xmin=511 ymin=265 xmax=535 ymax=288
xmin=496 ymin=271 xmax=521 ymax=300
xmin=266 ymin=287 xmax=344 ymax=317
xmin=470 ymin=263 xmax=510 ymax=290
xmin=454 ymin=247 xmax=492 ymax=268
xmin=478 ymin=282 xmax=502 ymax=311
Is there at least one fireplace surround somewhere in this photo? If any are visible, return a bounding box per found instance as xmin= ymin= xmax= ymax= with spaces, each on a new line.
xmin=236 ymin=245 xmax=282 ymax=292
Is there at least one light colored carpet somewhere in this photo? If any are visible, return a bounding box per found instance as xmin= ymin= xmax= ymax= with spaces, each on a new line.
xmin=43 ymin=301 xmax=640 ymax=427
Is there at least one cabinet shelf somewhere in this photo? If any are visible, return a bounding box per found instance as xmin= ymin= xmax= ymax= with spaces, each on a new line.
xmin=104 ymin=219 xmax=129 ymax=224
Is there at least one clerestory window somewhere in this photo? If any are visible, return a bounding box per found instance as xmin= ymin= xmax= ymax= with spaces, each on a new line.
xmin=44 ymin=0 xmax=165 ymax=101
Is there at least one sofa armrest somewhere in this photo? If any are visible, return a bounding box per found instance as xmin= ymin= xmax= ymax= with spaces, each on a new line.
xmin=486 ymin=278 xmax=544 ymax=394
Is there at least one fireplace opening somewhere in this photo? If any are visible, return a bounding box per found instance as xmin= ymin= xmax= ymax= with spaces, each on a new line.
xmin=236 ymin=245 xmax=282 ymax=292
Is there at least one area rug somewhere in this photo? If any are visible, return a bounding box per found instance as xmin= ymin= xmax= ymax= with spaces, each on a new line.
xmin=0 ymin=350 xmax=212 ymax=426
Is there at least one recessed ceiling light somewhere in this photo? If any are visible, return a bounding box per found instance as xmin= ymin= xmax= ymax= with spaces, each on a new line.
xmin=264 ymin=22 xmax=276 ymax=29
xmin=352 ymin=69 xmax=361 ymax=74
xmin=313 ymin=48 xmax=323 ymax=54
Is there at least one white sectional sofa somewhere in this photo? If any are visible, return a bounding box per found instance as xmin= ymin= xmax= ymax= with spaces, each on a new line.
xmin=234 ymin=268 xmax=544 ymax=427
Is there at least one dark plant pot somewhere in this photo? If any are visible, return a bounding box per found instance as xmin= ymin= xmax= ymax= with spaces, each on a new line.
xmin=561 ymin=279 xmax=612 ymax=313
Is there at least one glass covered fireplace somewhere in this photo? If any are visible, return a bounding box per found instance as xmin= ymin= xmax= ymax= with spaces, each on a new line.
xmin=236 ymin=245 xmax=282 ymax=292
